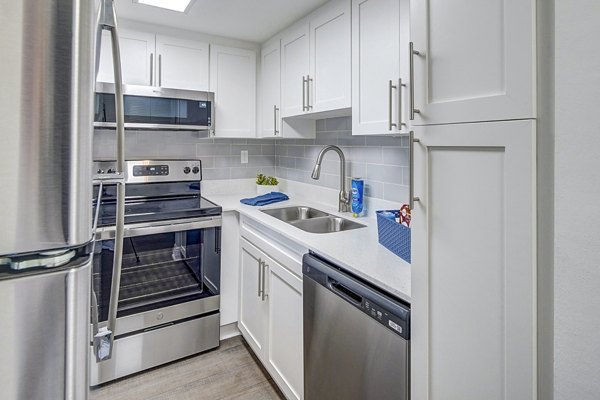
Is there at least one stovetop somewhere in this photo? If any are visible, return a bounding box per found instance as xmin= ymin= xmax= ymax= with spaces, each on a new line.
xmin=93 ymin=160 xmax=221 ymax=227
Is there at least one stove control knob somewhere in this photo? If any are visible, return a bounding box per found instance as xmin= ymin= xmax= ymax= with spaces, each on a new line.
xmin=192 ymin=166 xmax=200 ymax=174
xmin=183 ymin=167 xmax=191 ymax=174
xmin=107 ymin=168 xmax=114 ymax=174
xmin=97 ymin=169 xmax=105 ymax=174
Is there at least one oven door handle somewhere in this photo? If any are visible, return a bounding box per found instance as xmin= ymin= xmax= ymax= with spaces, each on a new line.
xmin=95 ymin=216 xmax=223 ymax=240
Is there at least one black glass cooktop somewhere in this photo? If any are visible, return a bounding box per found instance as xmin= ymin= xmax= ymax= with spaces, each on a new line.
xmin=94 ymin=182 xmax=221 ymax=227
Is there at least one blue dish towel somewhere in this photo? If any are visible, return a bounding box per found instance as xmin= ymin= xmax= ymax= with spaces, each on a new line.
xmin=240 ymin=192 xmax=290 ymax=206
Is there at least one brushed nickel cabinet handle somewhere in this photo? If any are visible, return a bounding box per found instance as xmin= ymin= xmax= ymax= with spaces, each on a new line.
xmin=409 ymin=42 xmax=421 ymax=120
xmin=307 ymin=75 xmax=313 ymax=110
xmin=409 ymin=131 xmax=421 ymax=210
xmin=149 ymin=53 xmax=154 ymax=86
xmin=389 ymin=80 xmax=397 ymax=130
xmin=257 ymin=257 xmax=262 ymax=297
xmin=399 ymin=78 xmax=406 ymax=128
xmin=302 ymin=76 xmax=307 ymax=111
xmin=158 ymin=54 xmax=162 ymax=87
xmin=274 ymin=105 xmax=279 ymax=136
xmin=261 ymin=261 xmax=268 ymax=301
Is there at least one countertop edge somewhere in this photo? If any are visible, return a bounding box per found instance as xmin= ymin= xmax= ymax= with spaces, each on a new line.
xmin=205 ymin=193 xmax=412 ymax=303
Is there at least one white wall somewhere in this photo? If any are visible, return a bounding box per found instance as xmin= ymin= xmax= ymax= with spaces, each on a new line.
xmin=554 ymin=1 xmax=600 ymax=398
xmin=118 ymin=19 xmax=260 ymax=50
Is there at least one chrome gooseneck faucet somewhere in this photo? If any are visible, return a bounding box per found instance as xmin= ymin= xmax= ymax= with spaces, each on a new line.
xmin=311 ymin=145 xmax=351 ymax=212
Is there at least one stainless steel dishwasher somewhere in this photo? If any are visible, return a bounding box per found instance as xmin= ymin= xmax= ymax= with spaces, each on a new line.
xmin=303 ymin=253 xmax=410 ymax=400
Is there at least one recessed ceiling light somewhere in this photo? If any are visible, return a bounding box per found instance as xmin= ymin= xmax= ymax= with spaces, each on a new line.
xmin=133 ymin=0 xmax=195 ymax=13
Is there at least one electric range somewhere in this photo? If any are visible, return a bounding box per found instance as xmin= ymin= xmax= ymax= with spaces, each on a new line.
xmin=90 ymin=159 xmax=222 ymax=386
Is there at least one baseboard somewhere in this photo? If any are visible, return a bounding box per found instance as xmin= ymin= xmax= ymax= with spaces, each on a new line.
xmin=220 ymin=322 xmax=241 ymax=341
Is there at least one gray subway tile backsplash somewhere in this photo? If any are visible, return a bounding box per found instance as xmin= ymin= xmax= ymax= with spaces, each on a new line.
xmin=93 ymin=116 xmax=408 ymax=202
xmin=276 ymin=117 xmax=408 ymax=202
xmin=231 ymin=144 xmax=262 ymax=156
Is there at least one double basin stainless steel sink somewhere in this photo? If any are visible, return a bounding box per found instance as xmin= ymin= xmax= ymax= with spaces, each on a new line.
xmin=261 ymin=206 xmax=366 ymax=234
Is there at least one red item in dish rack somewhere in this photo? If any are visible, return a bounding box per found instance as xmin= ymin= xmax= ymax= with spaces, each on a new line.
xmin=400 ymin=204 xmax=411 ymax=227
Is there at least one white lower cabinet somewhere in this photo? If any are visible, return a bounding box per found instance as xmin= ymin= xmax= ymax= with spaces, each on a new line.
xmin=220 ymin=212 xmax=240 ymax=331
xmin=411 ymin=120 xmax=536 ymax=399
xmin=238 ymin=236 xmax=304 ymax=400
xmin=266 ymin=260 xmax=303 ymax=400
xmin=238 ymin=239 xmax=268 ymax=356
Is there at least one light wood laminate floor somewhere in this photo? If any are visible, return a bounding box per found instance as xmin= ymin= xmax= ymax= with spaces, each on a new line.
xmin=90 ymin=336 xmax=285 ymax=400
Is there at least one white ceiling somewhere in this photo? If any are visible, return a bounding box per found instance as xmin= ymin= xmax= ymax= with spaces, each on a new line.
xmin=115 ymin=0 xmax=330 ymax=43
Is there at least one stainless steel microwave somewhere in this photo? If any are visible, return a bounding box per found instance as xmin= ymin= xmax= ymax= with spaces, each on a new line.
xmin=94 ymin=83 xmax=214 ymax=131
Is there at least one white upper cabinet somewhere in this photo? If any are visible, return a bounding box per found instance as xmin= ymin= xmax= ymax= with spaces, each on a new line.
xmin=97 ymin=29 xmax=210 ymax=92
xmin=279 ymin=0 xmax=351 ymax=118
xmin=351 ymin=0 xmax=410 ymax=135
xmin=411 ymin=120 xmax=536 ymax=399
xmin=309 ymin=0 xmax=351 ymax=113
xmin=260 ymin=38 xmax=282 ymax=138
xmin=281 ymin=22 xmax=310 ymax=118
xmin=260 ymin=38 xmax=316 ymax=138
xmin=97 ymin=29 xmax=155 ymax=85
xmin=210 ymin=45 xmax=257 ymax=138
xmin=410 ymin=0 xmax=536 ymax=125
xmin=156 ymin=35 xmax=209 ymax=91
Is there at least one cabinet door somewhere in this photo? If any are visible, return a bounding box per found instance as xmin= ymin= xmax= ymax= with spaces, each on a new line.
xmin=351 ymin=0 xmax=410 ymax=135
xmin=281 ymin=23 xmax=310 ymax=117
xmin=266 ymin=259 xmax=303 ymax=400
xmin=410 ymin=0 xmax=535 ymax=125
xmin=210 ymin=45 xmax=257 ymax=138
xmin=261 ymin=39 xmax=281 ymax=138
xmin=238 ymin=239 xmax=268 ymax=358
xmin=309 ymin=0 xmax=351 ymax=113
xmin=156 ymin=35 xmax=209 ymax=91
xmin=97 ymin=29 xmax=155 ymax=85
xmin=411 ymin=120 xmax=536 ymax=399
xmin=220 ymin=212 xmax=240 ymax=327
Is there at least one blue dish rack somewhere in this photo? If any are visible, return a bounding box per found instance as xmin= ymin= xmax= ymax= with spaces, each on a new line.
xmin=376 ymin=210 xmax=411 ymax=263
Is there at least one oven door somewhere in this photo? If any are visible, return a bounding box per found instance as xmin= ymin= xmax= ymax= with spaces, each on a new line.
xmin=92 ymin=216 xmax=221 ymax=335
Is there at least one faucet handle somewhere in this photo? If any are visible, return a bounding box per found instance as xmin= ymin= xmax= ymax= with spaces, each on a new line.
xmin=339 ymin=191 xmax=351 ymax=213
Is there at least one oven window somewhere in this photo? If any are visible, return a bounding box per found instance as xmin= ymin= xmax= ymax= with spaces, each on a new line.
xmin=93 ymin=227 xmax=221 ymax=322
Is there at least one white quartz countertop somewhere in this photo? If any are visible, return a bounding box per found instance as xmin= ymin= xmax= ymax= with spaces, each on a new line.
xmin=205 ymin=192 xmax=411 ymax=303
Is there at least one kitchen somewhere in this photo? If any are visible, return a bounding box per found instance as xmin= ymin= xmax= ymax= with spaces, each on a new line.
xmin=0 ymin=0 xmax=598 ymax=399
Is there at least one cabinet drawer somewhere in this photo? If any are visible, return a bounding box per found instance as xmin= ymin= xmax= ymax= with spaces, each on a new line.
xmin=240 ymin=216 xmax=306 ymax=278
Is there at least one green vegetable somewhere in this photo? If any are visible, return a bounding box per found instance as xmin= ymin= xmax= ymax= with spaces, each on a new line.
xmin=256 ymin=174 xmax=279 ymax=186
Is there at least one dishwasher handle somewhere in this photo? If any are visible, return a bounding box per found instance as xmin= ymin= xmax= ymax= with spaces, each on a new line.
xmin=328 ymin=279 xmax=363 ymax=306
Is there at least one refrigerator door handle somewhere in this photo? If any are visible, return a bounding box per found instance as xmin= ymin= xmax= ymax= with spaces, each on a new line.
xmin=94 ymin=0 xmax=126 ymax=363
xmin=92 ymin=181 xmax=103 ymax=235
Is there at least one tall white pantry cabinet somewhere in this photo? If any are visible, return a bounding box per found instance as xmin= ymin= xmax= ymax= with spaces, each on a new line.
xmin=408 ymin=0 xmax=537 ymax=399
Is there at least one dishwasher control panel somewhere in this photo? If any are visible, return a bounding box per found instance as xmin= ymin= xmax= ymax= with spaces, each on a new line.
xmin=363 ymin=298 xmax=407 ymax=336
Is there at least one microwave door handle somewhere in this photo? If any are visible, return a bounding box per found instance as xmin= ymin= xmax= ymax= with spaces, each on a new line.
xmin=94 ymin=0 xmax=126 ymax=364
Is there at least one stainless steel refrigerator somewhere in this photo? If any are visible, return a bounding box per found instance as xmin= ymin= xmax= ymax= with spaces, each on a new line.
xmin=0 ymin=1 xmax=125 ymax=399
